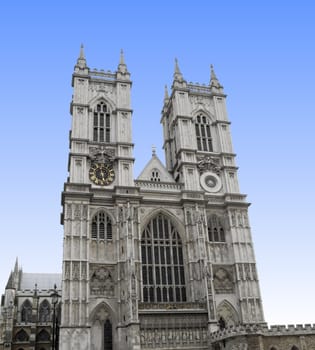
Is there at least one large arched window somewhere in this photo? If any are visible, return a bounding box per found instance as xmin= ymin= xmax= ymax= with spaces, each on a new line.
xmin=208 ymin=215 xmax=225 ymax=242
xmin=141 ymin=214 xmax=186 ymax=303
xmin=21 ymin=300 xmax=32 ymax=323
xmin=38 ymin=300 xmax=50 ymax=323
xmin=91 ymin=211 xmax=112 ymax=240
xmin=93 ymin=101 xmax=110 ymax=143
xmin=195 ymin=114 xmax=213 ymax=152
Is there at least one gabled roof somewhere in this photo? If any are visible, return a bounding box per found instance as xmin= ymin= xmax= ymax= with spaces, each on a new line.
xmin=137 ymin=153 xmax=175 ymax=183
xmin=20 ymin=273 xmax=62 ymax=291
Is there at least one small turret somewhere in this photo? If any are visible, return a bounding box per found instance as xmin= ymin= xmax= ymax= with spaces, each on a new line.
xmin=117 ymin=49 xmax=130 ymax=80
xmin=74 ymin=44 xmax=89 ymax=74
xmin=172 ymin=58 xmax=186 ymax=89
xmin=209 ymin=64 xmax=224 ymax=93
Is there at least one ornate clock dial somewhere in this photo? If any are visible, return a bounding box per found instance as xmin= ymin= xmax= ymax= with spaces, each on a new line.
xmin=200 ymin=171 xmax=222 ymax=193
xmin=89 ymin=163 xmax=115 ymax=186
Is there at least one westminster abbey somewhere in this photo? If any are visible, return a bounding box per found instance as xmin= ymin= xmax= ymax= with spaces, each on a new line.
xmin=1 ymin=47 xmax=314 ymax=350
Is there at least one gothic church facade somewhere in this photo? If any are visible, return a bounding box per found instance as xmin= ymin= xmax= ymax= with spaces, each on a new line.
xmin=1 ymin=48 xmax=315 ymax=350
xmin=59 ymin=47 xmax=263 ymax=349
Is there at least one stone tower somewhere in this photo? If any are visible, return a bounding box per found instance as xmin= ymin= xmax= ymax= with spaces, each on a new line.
xmin=59 ymin=49 xmax=264 ymax=350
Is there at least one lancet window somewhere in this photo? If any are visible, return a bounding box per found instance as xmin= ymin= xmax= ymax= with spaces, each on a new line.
xmin=93 ymin=101 xmax=110 ymax=143
xmin=208 ymin=215 xmax=225 ymax=242
xmin=38 ymin=300 xmax=50 ymax=323
xmin=91 ymin=211 xmax=112 ymax=240
xmin=21 ymin=300 xmax=32 ymax=323
xmin=141 ymin=214 xmax=186 ymax=302
xmin=195 ymin=114 xmax=213 ymax=152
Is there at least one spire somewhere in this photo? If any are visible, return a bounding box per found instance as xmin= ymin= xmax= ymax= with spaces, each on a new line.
xmin=5 ymin=271 xmax=14 ymax=289
xmin=209 ymin=64 xmax=223 ymax=91
xmin=173 ymin=58 xmax=184 ymax=82
xmin=14 ymin=257 xmax=18 ymax=274
xmin=117 ymin=48 xmax=129 ymax=75
xmin=75 ymin=43 xmax=87 ymax=70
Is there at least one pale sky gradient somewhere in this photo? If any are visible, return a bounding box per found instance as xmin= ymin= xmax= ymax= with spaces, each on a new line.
xmin=0 ymin=1 xmax=314 ymax=325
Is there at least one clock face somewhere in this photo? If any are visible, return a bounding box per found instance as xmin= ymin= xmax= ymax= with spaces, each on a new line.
xmin=200 ymin=171 xmax=222 ymax=193
xmin=89 ymin=163 xmax=115 ymax=186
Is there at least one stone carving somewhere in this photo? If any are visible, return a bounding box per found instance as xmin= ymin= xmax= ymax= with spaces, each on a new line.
xmin=90 ymin=265 xmax=114 ymax=296
xmin=213 ymin=267 xmax=234 ymax=293
xmin=89 ymin=146 xmax=115 ymax=164
xmin=77 ymin=106 xmax=84 ymax=114
xmin=197 ymin=155 xmax=221 ymax=175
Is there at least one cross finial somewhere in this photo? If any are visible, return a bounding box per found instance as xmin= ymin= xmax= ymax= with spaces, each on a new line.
xmin=152 ymin=145 xmax=156 ymax=156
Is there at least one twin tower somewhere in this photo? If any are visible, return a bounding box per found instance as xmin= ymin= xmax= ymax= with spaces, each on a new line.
xmin=60 ymin=46 xmax=264 ymax=349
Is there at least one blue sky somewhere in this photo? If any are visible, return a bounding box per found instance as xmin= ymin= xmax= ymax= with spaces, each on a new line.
xmin=0 ymin=1 xmax=314 ymax=325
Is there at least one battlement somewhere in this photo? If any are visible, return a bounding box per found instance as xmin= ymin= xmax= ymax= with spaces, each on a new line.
xmin=187 ymin=82 xmax=212 ymax=95
xmin=211 ymin=323 xmax=315 ymax=341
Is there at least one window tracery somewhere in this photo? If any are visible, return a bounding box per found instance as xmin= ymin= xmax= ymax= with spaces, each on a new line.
xmin=21 ymin=300 xmax=32 ymax=323
xmin=208 ymin=215 xmax=225 ymax=242
xmin=141 ymin=214 xmax=186 ymax=302
xmin=38 ymin=300 xmax=50 ymax=323
xmin=91 ymin=211 xmax=112 ymax=240
xmin=93 ymin=101 xmax=110 ymax=143
xmin=195 ymin=114 xmax=213 ymax=152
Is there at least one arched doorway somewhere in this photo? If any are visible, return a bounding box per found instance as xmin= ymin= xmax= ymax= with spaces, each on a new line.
xmin=90 ymin=304 xmax=113 ymax=350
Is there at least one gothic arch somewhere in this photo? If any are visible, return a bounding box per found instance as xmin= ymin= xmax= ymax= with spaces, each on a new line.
xmin=38 ymin=299 xmax=51 ymax=323
xmin=20 ymin=299 xmax=32 ymax=323
xmin=216 ymin=300 xmax=239 ymax=327
xmin=89 ymin=301 xmax=115 ymax=324
xmin=90 ymin=209 xmax=115 ymax=240
xmin=191 ymin=108 xmax=215 ymax=123
xmin=88 ymin=94 xmax=115 ymax=113
xmin=89 ymin=302 xmax=115 ymax=350
xmin=90 ymin=207 xmax=116 ymax=225
xmin=269 ymin=346 xmax=279 ymax=350
xmin=36 ymin=329 xmax=50 ymax=341
xmin=140 ymin=208 xmax=185 ymax=242
xmin=15 ymin=329 xmax=29 ymax=342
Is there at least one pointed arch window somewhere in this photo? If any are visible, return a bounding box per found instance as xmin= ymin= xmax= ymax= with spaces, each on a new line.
xmin=15 ymin=329 xmax=29 ymax=342
xmin=21 ymin=300 xmax=32 ymax=323
xmin=38 ymin=300 xmax=51 ymax=323
xmin=36 ymin=329 xmax=50 ymax=341
xmin=208 ymin=215 xmax=225 ymax=242
xmin=141 ymin=214 xmax=186 ymax=302
xmin=195 ymin=114 xmax=213 ymax=152
xmin=93 ymin=101 xmax=110 ymax=143
xmin=91 ymin=211 xmax=112 ymax=240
